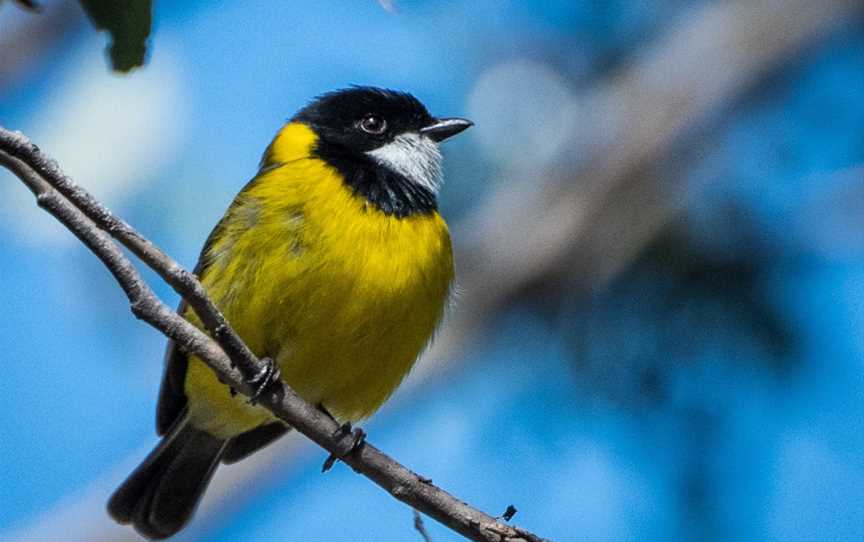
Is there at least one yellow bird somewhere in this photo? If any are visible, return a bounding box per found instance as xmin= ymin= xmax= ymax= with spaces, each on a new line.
xmin=108 ymin=87 xmax=472 ymax=539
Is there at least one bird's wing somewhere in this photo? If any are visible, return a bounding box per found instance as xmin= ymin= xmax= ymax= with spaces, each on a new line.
xmin=155 ymin=170 xmax=291 ymax=466
xmin=155 ymin=229 xmax=220 ymax=435
xmin=154 ymin=173 xmax=254 ymax=435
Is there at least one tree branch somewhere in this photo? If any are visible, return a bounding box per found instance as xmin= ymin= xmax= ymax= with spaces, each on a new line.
xmin=0 ymin=127 xmax=548 ymax=542
xmin=414 ymin=509 xmax=435 ymax=542
xmin=427 ymin=0 xmax=864 ymax=363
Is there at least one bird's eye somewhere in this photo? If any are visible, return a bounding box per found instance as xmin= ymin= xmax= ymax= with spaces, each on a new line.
xmin=359 ymin=115 xmax=387 ymax=135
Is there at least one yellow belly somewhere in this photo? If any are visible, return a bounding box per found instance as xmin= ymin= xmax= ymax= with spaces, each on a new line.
xmin=183 ymin=129 xmax=453 ymax=438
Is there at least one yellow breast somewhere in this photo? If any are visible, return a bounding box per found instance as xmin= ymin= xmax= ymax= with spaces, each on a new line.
xmin=183 ymin=123 xmax=454 ymax=437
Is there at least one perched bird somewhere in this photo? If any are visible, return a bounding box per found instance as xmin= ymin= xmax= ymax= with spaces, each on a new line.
xmin=107 ymin=87 xmax=471 ymax=539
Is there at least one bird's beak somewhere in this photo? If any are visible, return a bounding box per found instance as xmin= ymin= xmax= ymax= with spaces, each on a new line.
xmin=420 ymin=118 xmax=473 ymax=142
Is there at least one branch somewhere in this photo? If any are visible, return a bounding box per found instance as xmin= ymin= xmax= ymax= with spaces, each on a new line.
xmin=0 ymin=127 xmax=548 ymax=542
xmin=427 ymin=0 xmax=864 ymax=363
xmin=414 ymin=509 xmax=434 ymax=542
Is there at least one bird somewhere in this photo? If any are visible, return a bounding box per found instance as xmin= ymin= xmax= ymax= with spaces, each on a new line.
xmin=107 ymin=87 xmax=472 ymax=539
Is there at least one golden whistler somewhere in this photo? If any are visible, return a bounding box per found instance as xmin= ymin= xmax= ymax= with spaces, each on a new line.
xmin=108 ymin=88 xmax=472 ymax=539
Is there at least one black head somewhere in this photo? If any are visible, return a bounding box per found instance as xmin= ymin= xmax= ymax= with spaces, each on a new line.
xmin=292 ymin=87 xmax=472 ymax=217
xmin=294 ymin=87 xmax=434 ymax=151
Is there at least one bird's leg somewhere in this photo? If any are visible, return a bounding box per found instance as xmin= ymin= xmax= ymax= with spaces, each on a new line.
xmin=319 ymin=405 xmax=366 ymax=472
xmin=245 ymin=357 xmax=280 ymax=406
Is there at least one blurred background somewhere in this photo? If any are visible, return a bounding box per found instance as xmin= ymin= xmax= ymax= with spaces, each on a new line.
xmin=2 ymin=1 xmax=863 ymax=540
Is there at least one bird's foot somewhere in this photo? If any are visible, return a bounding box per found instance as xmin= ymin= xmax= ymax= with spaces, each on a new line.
xmin=321 ymin=422 xmax=366 ymax=473
xmin=246 ymin=357 xmax=280 ymax=406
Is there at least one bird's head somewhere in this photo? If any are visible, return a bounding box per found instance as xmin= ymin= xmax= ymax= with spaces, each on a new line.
xmin=288 ymin=87 xmax=472 ymax=216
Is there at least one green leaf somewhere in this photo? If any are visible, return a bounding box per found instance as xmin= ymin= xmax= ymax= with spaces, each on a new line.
xmin=78 ymin=0 xmax=152 ymax=72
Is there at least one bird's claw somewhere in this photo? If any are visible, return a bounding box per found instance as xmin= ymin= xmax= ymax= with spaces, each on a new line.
xmin=321 ymin=422 xmax=366 ymax=472
xmin=246 ymin=357 xmax=280 ymax=405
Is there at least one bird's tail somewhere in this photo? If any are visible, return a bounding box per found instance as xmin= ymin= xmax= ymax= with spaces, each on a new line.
xmin=107 ymin=417 xmax=227 ymax=540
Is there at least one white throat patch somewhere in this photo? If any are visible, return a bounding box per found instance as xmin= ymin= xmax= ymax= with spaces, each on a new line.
xmin=366 ymin=132 xmax=443 ymax=193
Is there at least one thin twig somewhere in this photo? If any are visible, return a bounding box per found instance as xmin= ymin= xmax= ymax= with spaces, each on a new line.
xmin=0 ymin=127 xmax=548 ymax=542
xmin=414 ymin=509 xmax=434 ymax=542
